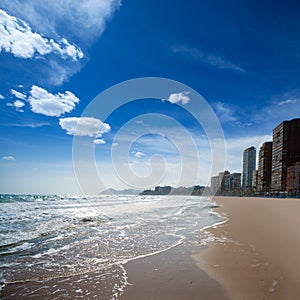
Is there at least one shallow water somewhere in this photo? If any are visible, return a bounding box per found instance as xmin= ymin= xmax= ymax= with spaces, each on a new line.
xmin=0 ymin=194 xmax=222 ymax=299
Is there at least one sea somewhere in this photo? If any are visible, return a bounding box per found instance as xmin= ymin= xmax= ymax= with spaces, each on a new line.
xmin=0 ymin=194 xmax=223 ymax=299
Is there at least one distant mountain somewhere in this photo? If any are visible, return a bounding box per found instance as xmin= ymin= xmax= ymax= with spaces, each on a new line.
xmin=99 ymin=188 xmax=141 ymax=195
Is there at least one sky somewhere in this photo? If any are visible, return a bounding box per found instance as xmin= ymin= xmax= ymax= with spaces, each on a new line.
xmin=0 ymin=0 xmax=299 ymax=194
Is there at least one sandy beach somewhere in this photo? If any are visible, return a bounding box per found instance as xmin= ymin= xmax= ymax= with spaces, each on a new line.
xmin=121 ymin=244 xmax=229 ymax=300
xmin=197 ymin=196 xmax=300 ymax=300
xmin=121 ymin=196 xmax=300 ymax=300
xmin=2 ymin=196 xmax=300 ymax=299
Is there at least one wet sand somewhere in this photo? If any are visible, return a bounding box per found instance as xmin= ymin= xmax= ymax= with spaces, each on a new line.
xmin=197 ymin=196 xmax=300 ymax=300
xmin=121 ymin=244 xmax=229 ymax=300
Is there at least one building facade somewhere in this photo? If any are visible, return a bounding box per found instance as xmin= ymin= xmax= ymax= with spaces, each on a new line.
xmin=224 ymin=173 xmax=241 ymax=194
xmin=218 ymin=171 xmax=230 ymax=194
xmin=287 ymin=162 xmax=300 ymax=196
xmin=210 ymin=175 xmax=220 ymax=195
xmin=210 ymin=171 xmax=230 ymax=195
xmin=257 ymin=141 xmax=272 ymax=193
xmin=271 ymin=118 xmax=300 ymax=192
xmin=252 ymin=170 xmax=258 ymax=191
xmin=242 ymin=146 xmax=256 ymax=190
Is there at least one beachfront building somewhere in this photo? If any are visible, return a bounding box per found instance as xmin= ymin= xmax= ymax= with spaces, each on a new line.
xmin=271 ymin=118 xmax=300 ymax=192
xmin=252 ymin=170 xmax=258 ymax=192
xmin=287 ymin=161 xmax=300 ymax=196
xmin=242 ymin=146 xmax=256 ymax=191
xmin=210 ymin=175 xmax=220 ymax=195
xmin=210 ymin=171 xmax=230 ymax=195
xmin=219 ymin=171 xmax=230 ymax=194
xmin=257 ymin=141 xmax=273 ymax=193
xmin=224 ymin=173 xmax=242 ymax=194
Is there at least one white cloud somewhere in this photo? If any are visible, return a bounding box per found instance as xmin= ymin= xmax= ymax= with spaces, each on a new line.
xmin=93 ymin=138 xmax=106 ymax=145
xmin=6 ymin=99 xmax=25 ymax=112
xmin=13 ymin=100 xmax=25 ymax=108
xmin=252 ymin=93 xmax=300 ymax=130
xmin=59 ymin=117 xmax=111 ymax=137
xmin=134 ymin=151 xmax=146 ymax=158
xmin=278 ymin=99 xmax=298 ymax=105
xmin=45 ymin=58 xmax=82 ymax=87
xmin=0 ymin=1 xmax=121 ymax=45
xmin=171 ymin=45 xmax=245 ymax=72
xmin=112 ymin=142 xmax=119 ymax=149
xmin=2 ymin=155 xmax=15 ymax=161
xmin=0 ymin=1 xmax=121 ymax=87
xmin=28 ymin=85 xmax=79 ymax=117
xmin=0 ymin=9 xmax=83 ymax=60
xmin=0 ymin=93 xmax=5 ymax=100
xmin=0 ymin=122 xmax=50 ymax=128
xmin=11 ymin=89 xmax=26 ymax=100
xmin=166 ymin=92 xmax=190 ymax=105
xmin=214 ymin=102 xmax=237 ymax=122
xmin=13 ymin=100 xmax=25 ymax=111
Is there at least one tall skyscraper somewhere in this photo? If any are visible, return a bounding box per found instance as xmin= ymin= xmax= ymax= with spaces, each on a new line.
xmin=257 ymin=141 xmax=272 ymax=193
xmin=271 ymin=118 xmax=300 ymax=192
xmin=242 ymin=146 xmax=256 ymax=190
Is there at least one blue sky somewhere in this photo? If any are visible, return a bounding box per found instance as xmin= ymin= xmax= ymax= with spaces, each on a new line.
xmin=0 ymin=0 xmax=299 ymax=194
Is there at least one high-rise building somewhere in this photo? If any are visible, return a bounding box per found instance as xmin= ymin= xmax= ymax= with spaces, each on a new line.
xmin=219 ymin=171 xmax=230 ymax=194
xmin=224 ymin=173 xmax=241 ymax=194
xmin=257 ymin=141 xmax=272 ymax=193
xmin=210 ymin=175 xmax=219 ymax=195
xmin=287 ymin=162 xmax=300 ymax=196
xmin=271 ymin=118 xmax=300 ymax=192
xmin=242 ymin=146 xmax=256 ymax=190
xmin=210 ymin=171 xmax=230 ymax=195
xmin=252 ymin=170 xmax=258 ymax=191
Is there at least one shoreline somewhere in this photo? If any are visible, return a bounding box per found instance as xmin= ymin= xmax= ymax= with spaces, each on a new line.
xmin=1 ymin=236 xmax=229 ymax=300
xmin=1 ymin=195 xmax=229 ymax=300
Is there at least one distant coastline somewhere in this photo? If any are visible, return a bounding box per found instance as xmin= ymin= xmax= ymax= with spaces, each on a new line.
xmin=139 ymin=185 xmax=207 ymax=196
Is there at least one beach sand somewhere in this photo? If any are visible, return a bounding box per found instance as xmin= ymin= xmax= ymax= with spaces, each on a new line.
xmin=197 ymin=196 xmax=300 ymax=300
xmin=121 ymin=245 xmax=229 ymax=300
